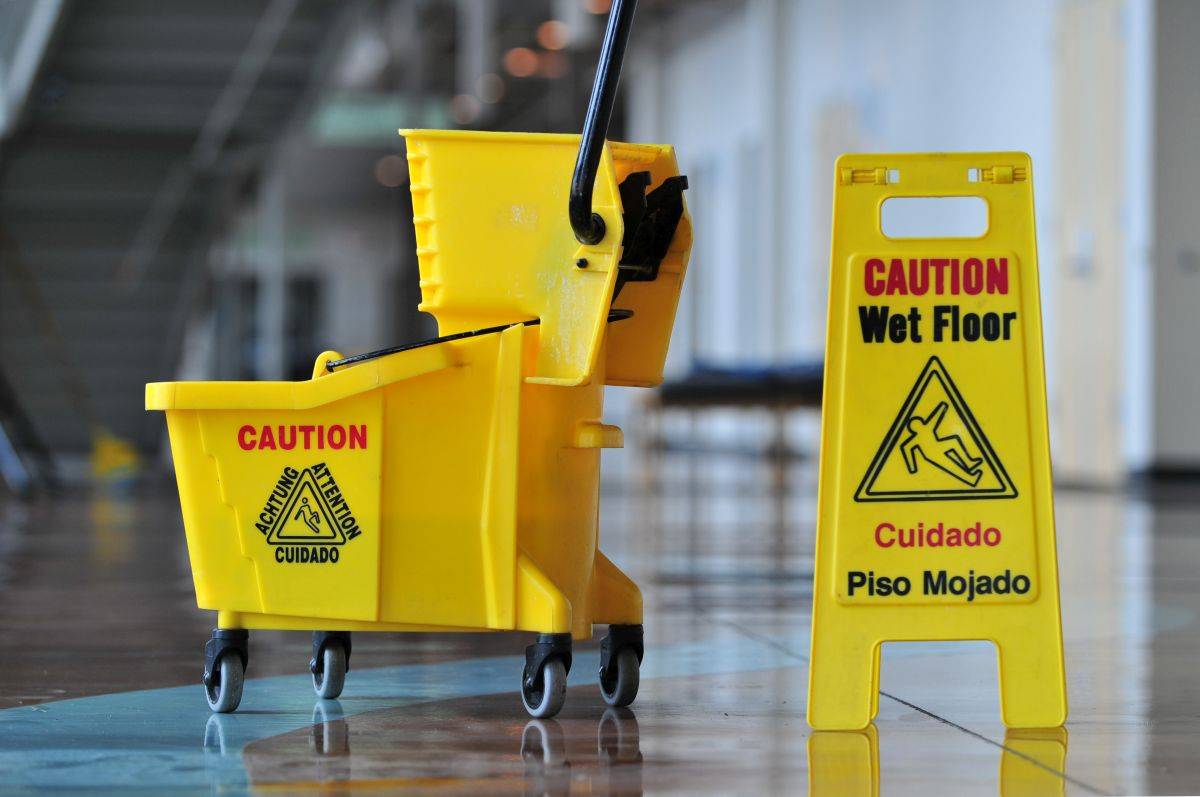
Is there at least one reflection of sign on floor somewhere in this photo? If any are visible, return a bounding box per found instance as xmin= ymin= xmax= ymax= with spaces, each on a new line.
xmin=856 ymin=356 xmax=1016 ymax=502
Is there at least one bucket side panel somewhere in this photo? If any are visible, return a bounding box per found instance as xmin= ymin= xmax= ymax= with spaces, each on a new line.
xmin=166 ymin=411 xmax=258 ymax=611
xmin=517 ymin=359 xmax=606 ymax=638
xmin=191 ymin=395 xmax=383 ymax=623
xmin=377 ymin=335 xmax=509 ymax=628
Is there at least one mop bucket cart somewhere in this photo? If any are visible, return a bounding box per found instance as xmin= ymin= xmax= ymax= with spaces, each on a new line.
xmin=146 ymin=129 xmax=691 ymax=717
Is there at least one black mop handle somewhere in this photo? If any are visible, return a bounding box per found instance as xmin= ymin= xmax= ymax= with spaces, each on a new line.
xmin=569 ymin=0 xmax=638 ymax=246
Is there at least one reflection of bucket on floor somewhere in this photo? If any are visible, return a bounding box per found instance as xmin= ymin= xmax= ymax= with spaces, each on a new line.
xmin=310 ymin=700 xmax=349 ymax=757
xmin=597 ymin=707 xmax=644 ymax=793
xmin=309 ymin=700 xmax=352 ymax=783
xmin=90 ymin=427 xmax=140 ymax=488
xmin=522 ymin=719 xmax=571 ymax=795
xmin=598 ymin=706 xmax=642 ymax=764
xmin=202 ymin=714 xmax=246 ymax=792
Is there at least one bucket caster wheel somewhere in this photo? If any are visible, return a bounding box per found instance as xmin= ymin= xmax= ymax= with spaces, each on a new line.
xmin=599 ymin=648 xmax=639 ymax=707
xmin=522 ymin=633 xmax=572 ymax=719
xmin=522 ymin=659 xmax=567 ymax=718
xmin=206 ymin=655 xmax=244 ymax=713
xmin=599 ymin=624 xmax=644 ymax=708
xmin=204 ymin=629 xmax=248 ymax=713
xmin=311 ymin=631 xmax=351 ymax=700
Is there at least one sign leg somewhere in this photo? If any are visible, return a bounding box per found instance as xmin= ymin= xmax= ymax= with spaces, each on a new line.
xmin=995 ymin=626 xmax=1067 ymax=728
xmin=808 ymin=631 xmax=878 ymax=730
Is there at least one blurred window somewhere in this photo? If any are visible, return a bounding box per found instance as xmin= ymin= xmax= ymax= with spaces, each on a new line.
xmin=213 ymin=277 xmax=259 ymax=380
xmin=285 ymin=277 xmax=322 ymax=380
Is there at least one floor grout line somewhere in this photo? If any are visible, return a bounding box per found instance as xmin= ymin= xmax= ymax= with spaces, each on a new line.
xmin=879 ymin=691 xmax=1107 ymax=797
xmin=716 ymin=619 xmax=1109 ymax=796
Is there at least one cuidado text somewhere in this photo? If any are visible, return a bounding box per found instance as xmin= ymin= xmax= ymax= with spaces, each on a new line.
xmin=875 ymin=521 xmax=1001 ymax=548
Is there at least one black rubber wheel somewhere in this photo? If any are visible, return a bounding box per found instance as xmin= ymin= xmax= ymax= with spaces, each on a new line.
xmin=205 ymin=654 xmax=244 ymax=713
xmin=599 ymin=647 xmax=639 ymax=707
xmin=522 ymin=658 xmax=567 ymax=718
xmin=312 ymin=642 xmax=347 ymax=700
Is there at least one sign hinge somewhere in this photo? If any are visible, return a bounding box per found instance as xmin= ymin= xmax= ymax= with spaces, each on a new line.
xmin=977 ymin=165 xmax=1028 ymax=184
xmin=839 ymin=167 xmax=895 ymax=186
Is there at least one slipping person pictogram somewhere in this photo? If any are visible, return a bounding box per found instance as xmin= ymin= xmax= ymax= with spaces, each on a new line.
xmin=294 ymin=497 xmax=322 ymax=535
xmin=899 ymin=402 xmax=984 ymax=486
xmin=264 ymin=467 xmax=349 ymax=544
xmin=855 ymin=356 xmax=1017 ymax=502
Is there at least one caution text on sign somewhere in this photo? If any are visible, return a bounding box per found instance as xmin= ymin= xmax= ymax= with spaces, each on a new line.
xmin=808 ymin=153 xmax=1066 ymax=730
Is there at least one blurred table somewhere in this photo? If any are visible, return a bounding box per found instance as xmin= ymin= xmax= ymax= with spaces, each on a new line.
xmin=639 ymin=361 xmax=824 ymax=492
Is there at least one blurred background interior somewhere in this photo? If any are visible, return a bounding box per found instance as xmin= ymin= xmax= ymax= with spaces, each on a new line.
xmin=0 ymin=0 xmax=1194 ymax=493
xmin=3 ymin=2 xmax=1200 ymax=794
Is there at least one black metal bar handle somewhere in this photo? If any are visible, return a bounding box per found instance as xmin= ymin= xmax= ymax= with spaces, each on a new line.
xmin=569 ymin=0 xmax=638 ymax=245
xmin=324 ymin=310 xmax=634 ymax=372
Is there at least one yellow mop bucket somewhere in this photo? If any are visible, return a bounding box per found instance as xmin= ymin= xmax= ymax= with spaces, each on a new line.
xmin=147 ymin=123 xmax=690 ymax=716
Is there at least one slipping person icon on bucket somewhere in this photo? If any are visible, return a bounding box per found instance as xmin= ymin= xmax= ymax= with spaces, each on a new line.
xmin=899 ymin=402 xmax=983 ymax=486
xmin=295 ymin=497 xmax=322 ymax=535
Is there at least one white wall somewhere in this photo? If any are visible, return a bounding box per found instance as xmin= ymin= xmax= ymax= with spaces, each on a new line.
xmin=1121 ymin=0 xmax=1155 ymax=474
xmin=626 ymin=0 xmax=1172 ymax=477
xmin=630 ymin=0 xmax=1060 ymax=369
xmin=1151 ymin=0 xmax=1200 ymax=470
xmin=629 ymin=2 xmax=771 ymax=371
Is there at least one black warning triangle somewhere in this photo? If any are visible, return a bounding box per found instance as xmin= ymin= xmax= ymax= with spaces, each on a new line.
xmin=266 ymin=467 xmax=347 ymax=544
xmin=855 ymin=356 xmax=1017 ymax=502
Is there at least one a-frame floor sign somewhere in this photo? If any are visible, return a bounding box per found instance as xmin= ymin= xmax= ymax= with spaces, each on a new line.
xmin=808 ymin=153 xmax=1067 ymax=730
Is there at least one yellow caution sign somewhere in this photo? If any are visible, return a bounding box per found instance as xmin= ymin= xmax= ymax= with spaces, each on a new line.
xmin=808 ymin=153 xmax=1066 ymax=730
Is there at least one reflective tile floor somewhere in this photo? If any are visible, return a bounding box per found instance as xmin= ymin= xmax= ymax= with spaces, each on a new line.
xmin=0 ymin=452 xmax=1198 ymax=795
